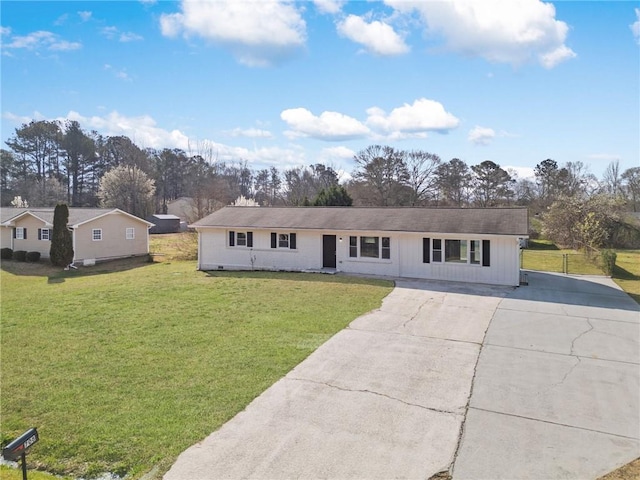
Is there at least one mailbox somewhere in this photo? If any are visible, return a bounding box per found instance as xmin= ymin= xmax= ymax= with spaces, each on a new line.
xmin=2 ymin=428 xmax=39 ymax=461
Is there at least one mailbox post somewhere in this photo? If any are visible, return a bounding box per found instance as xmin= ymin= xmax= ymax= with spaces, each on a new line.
xmin=2 ymin=428 xmax=39 ymax=480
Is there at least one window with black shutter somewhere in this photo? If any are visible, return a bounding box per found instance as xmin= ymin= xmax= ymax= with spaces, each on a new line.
xmin=423 ymin=238 xmax=430 ymax=263
xmin=290 ymin=233 xmax=296 ymax=249
xmin=271 ymin=232 xmax=277 ymax=248
xmin=482 ymin=240 xmax=491 ymax=267
xmin=229 ymin=231 xmax=235 ymax=247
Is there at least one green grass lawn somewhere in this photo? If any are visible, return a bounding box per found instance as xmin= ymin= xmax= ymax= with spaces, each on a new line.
xmin=522 ymin=240 xmax=640 ymax=304
xmin=0 ymin=259 xmax=392 ymax=479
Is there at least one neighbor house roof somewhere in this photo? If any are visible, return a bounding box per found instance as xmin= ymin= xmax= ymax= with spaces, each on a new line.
xmin=1 ymin=208 xmax=154 ymax=227
xmin=191 ymin=206 xmax=529 ymax=236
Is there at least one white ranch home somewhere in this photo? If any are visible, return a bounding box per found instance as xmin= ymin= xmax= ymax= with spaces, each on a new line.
xmin=1 ymin=207 xmax=154 ymax=265
xmin=191 ymin=206 xmax=529 ymax=286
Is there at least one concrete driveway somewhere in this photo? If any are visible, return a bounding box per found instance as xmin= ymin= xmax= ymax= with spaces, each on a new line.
xmin=164 ymin=271 xmax=639 ymax=480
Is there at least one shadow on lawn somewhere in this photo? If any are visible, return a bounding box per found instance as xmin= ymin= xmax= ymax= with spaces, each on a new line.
xmin=204 ymin=270 xmax=392 ymax=287
xmin=1 ymin=256 xmax=154 ymax=284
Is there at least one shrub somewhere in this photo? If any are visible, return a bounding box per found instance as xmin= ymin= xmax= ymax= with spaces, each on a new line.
xmin=26 ymin=251 xmax=41 ymax=262
xmin=1 ymin=248 xmax=13 ymax=260
xmin=12 ymin=250 xmax=27 ymax=262
xmin=601 ymin=249 xmax=617 ymax=276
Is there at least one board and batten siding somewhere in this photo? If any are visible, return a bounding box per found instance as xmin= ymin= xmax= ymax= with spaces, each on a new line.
xmin=197 ymin=228 xmax=522 ymax=286
xmin=397 ymin=233 xmax=520 ymax=286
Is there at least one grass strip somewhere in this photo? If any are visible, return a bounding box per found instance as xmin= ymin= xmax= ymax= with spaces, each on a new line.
xmin=1 ymin=260 xmax=392 ymax=478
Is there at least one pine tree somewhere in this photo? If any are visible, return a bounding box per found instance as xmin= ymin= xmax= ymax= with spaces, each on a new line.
xmin=50 ymin=203 xmax=74 ymax=267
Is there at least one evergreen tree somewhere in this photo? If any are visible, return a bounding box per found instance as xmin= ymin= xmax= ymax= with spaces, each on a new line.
xmin=312 ymin=185 xmax=353 ymax=206
xmin=50 ymin=203 xmax=74 ymax=267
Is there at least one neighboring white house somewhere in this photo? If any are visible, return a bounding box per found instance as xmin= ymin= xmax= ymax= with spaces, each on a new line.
xmin=190 ymin=206 xmax=529 ymax=286
xmin=1 ymin=207 xmax=154 ymax=265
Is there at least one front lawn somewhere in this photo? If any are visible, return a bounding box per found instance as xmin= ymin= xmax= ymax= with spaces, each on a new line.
xmin=0 ymin=259 xmax=392 ymax=478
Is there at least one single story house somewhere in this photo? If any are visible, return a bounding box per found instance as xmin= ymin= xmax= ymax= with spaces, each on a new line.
xmin=1 ymin=207 xmax=154 ymax=265
xmin=148 ymin=214 xmax=181 ymax=234
xmin=190 ymin=206 xmax=529 ymax=286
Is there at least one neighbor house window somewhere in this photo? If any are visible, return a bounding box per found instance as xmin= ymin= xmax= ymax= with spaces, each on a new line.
xmin=445 ymin=240 xmax=467 ymax=263
xmin=432 ymin=239 xmax=442 ymax=262
xmin=126 ymin=228 xmax=135 ymax=240
xmin=228 ymin=231 xmax=253 ymax=247
xmin=360 ymin=236 xmax=379 ymax=258
xmin=92 ymin=229 xmax=102 ymax=241
xmin=39 ymin=228 xmax=50 ymax=240
xmin=14 ymin=227 xmax=25 ymax=240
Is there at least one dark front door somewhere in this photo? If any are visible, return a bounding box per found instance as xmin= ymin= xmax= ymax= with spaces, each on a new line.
xmin=322 ymin=235 xmax=337 ymax=268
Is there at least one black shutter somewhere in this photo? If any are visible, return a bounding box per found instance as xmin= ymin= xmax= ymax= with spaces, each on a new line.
xmin=423 ymin=238 xmax=430 ymax=263
xmin=38 ymin=228 xmax=42 ymax=240
xmin=247 ymin=232 xmax=253 ymax=247
xmin=290 ymin=233 xmax=296 ymax=249
xmin=271 ymin=232 xmax=277 ymax=248
xmin=482 ymin=240 xmax=491 ymax=267
xmin=23 ymin=228 xmax=26 ymax=240
xmin=229 ymin=231 xmax=235 ymax=247
xmin=13 ymin=228 xmax=16 ymax=239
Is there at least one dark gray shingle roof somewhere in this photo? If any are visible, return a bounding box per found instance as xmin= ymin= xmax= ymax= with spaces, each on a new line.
xmin=191 ymin=206 xmax=528 ymax=236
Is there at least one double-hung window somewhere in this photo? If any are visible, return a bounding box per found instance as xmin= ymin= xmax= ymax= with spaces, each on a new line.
xmin=14 ymin=227 xmax=25 ymax=240
xmin=126 ymin=228 xmax=135 ymax=240
xmin=92 ymin=229 xmax=102 ymax=241
xmin=270 ymin=232 xmax=296 ymax=249
xmin=229 ymin=231 xmax=253 ymax=247
xmin=349 ymin=236 xmax=390 ymax=259
xmin=360 ymin=236 xmax=379 ymax=258
xmin=432 ymin=239 xmax=442 ymax=262
xmin=445 ymin=239 xmax=467 ymax=263
xmin=39 ymin=228 xmax=50 ymax=241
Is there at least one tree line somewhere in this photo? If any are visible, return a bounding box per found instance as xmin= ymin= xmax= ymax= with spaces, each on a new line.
xmin=2 ymin=120 xmax=639 ymax=228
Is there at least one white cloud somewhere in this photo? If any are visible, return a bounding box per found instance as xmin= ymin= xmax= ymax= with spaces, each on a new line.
xmin=468 ymin=126 xmax=496 ymax=145
xmin=4 ymin=110 xmax=305 ymax=170
xmin=366 ymin=98 xmax=460 ymax=136
xmin=0 ymin=26 xmax=11 ymax=36
xmin=504 ymin=166 xmax=535 ymax=180
xmin=160 ymin=1 xmax=306 ymax=67
xmin=226 ymin=127 xmax=274 ymax=139
xmin=102 ymin=26 xmax=143 ymax=42
xmin=2 ymin=30 xmax=81 ymax=52
xmin=386 ymin=0 xmax=576 ymax=68
xmin=281 ymin=108 xmax=370 ymax=141
xmin=337 ymin=14 xmax=409 ymax=56
xmin=632 ymin=8 xmax=640 ymax=45
xmin=119 ymin=32 xmax=143 ymax=42
xmin=313 ymin=0 xmax=345 ymax=15
xmin=320 ymin=146 xmax=355 ymax=160
xmin=104 ymin=64 xmax=133 ymax=82
xmin=78 ymin=11 xmax=92 ymax=22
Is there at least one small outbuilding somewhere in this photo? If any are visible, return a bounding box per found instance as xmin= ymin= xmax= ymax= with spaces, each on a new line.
xmin=190 ymin=206 xmax=529 ymax=286
xmin=148 ymin=214 xmax=181 ymax=234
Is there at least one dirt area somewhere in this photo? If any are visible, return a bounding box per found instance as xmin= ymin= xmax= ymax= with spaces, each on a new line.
xmin=424 ymin=457 xmax=640 ymax=480
xmin=598 ymin=458 xmax=640 ymax=480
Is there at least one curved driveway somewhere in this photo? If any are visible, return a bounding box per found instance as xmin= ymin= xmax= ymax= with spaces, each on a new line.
xmin=165 ymin=271 xmax=639 ymax=479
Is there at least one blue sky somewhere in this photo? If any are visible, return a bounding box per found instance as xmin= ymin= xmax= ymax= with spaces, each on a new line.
xmin=2 ymin=0 xmax=639 ymax=181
